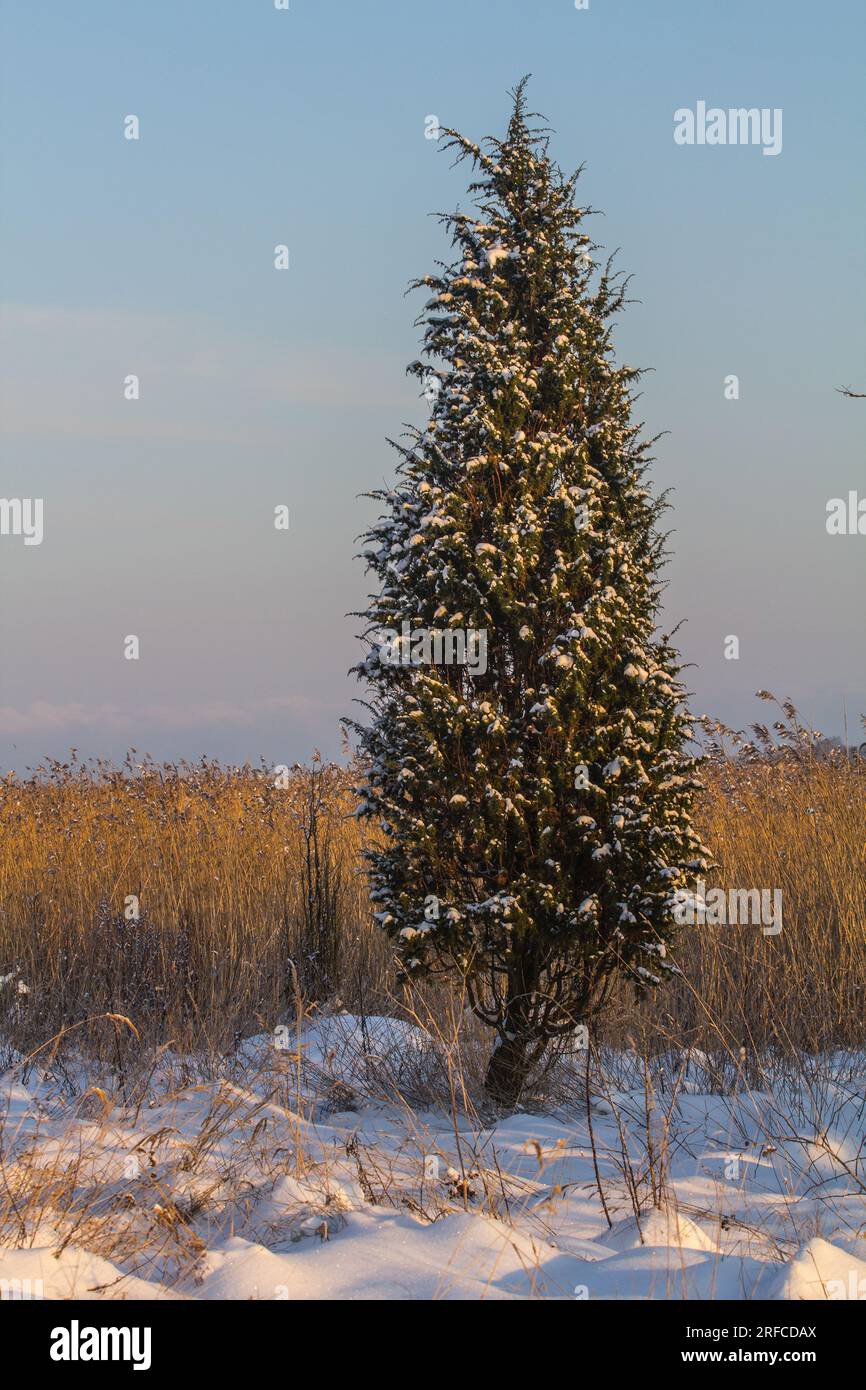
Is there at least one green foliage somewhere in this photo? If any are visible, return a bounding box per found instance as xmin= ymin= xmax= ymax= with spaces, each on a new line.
xmin=350 ymin=81 xmax=708 ymax=1094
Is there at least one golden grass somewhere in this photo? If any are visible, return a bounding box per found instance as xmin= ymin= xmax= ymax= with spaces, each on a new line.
xmin=651 ymin=737 xmax=866 ymax=1054
xmin=0 ymin=754 xmax=391 ymax=1060
xmin=1 ymin=714 xmax=864 ymax=1065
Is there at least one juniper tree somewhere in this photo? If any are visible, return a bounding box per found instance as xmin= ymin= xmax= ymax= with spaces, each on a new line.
xmin=350 ymin=81 xmax=708 ymax=1107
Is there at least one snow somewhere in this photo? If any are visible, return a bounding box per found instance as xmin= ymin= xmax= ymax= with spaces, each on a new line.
xmin=2 ymin=1020 xmax=866 ymax=1301
xmin=0 ymin=1245 xmax=181 ymax=1301
xmin=772 ymin=1238 xmax=866 ymax=1301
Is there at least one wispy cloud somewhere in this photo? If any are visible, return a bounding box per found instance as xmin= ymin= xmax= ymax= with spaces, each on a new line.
xmin=0 ymin=694 xmax=326 ymax=736
xmin=0 ymin=304 xmax=414 ymax=443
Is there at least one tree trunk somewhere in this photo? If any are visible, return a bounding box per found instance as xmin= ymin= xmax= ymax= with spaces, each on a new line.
xmin=484 ymin=1033 xmax=530 ymax=1108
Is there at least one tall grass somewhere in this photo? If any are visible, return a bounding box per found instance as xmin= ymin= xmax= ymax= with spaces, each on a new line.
xmin=1 ymin=700 xmax=863 ymax=1067
xmin=0 ymin=753 xmax=391 ymax=1060
xmin=641 ymin=700 xmax=866 ymax=1057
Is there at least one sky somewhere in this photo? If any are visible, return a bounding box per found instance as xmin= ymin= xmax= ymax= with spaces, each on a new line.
xmin=1 ymin=0 xmax=864 ymax=772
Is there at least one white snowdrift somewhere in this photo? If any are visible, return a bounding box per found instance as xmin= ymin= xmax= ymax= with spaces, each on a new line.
xmin=2 ymin=1021 xmax=865 ymax=1301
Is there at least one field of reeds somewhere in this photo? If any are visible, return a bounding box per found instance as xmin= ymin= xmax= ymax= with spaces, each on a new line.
xmin=1 ymin=700 xmax=864 ymax=1075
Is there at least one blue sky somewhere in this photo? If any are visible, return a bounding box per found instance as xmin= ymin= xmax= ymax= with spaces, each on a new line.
xmin=1 ymin=0 xmax=864 ymax=770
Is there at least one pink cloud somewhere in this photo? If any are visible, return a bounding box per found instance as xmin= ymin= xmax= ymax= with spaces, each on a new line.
xmin=0 ymin=695 xmax=326 ymax=735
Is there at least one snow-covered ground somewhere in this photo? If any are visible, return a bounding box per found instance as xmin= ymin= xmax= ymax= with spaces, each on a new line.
xmin=1 ymin=1015 xmax=865 ymax=1300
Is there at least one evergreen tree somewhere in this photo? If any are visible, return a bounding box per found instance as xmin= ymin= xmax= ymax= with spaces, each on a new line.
xmin=350 ymin=80 xmax=709 ymax=1107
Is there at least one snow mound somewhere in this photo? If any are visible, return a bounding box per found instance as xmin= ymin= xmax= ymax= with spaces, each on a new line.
xmin=236 ymin=1013 xmax=443 ymax=1100
xmin=194 ymin=1212 xmax=550 ymax=1301
xmin=773 ymin=1237 xmax=866 ymax=1301
xmin=0 ymin=1244 xmax=185 ymax=1301
xmin=306 ymin=1013 xmax=430 ymax=1063
xmin=600 ymin=1208 xmax=719 ymax=1254
xmin=304 ymin=1013 xmax=444 ymax=1096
